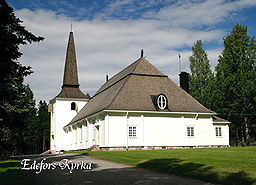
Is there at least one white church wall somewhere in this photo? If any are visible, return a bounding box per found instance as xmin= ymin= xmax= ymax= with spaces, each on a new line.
xmin=104 ymin=115 xmax=109 ymax=146
xmin=81 ymin=122 xmax=90 ymax=149
xmin=62 ymin=111 xmax=229 ymax=151
xmin=51 ymin=99 xmax=87 ymax=151
xmin=88 ymin=120 xmax=94 ymax=148
xmin=182 ymin=116 xmax=207 ymax=146
xmin=100 ymin=118 xmax=105 ymax=146
xmin=102 ymin=112 xmax=229 ymax=148
xmin=127 ymin=115 xmax=143 ymax=146
xmin=211 ymin=124 xmax=229 ymax=146
xmin=50 ymin=102 xmax=56 ymax=150
xmin=107 ymin=114 xmax=127 ymax=146
xmin=143 ymin=114 xmax=183 ymax=146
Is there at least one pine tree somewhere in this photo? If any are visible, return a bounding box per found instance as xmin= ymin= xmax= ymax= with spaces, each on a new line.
xmin=0 ymin=0 xmax=44 ymax=157
xmin=37 ymin=101 xmax=50 ymax=152
xmin=23 ymin=100 xmax=49 ymax=154
xmin=216 ymin=24 xmax=256 ymax=146
xmin=189 ymin=40 xmax=214 ymax=108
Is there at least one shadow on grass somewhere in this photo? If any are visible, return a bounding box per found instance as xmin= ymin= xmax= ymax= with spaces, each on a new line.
xmin=0 ymin=161 xmax=33 ymax=185
xmin=138 ymin=158 xmax=255 ymax=185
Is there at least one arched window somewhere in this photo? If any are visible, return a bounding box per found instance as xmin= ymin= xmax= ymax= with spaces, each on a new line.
xmin=71 ymin=102 xmax=76 ymax=110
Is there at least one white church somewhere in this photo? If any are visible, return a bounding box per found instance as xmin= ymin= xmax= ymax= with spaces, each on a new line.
xmin=49 ymin=32 xmax=230 ymax=152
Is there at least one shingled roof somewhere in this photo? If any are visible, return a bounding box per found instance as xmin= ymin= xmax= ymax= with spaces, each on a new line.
xmin=212 ymin=116 xmax=230 ymax=124
xmin=67 ymin=57 xmax=215 ymax=126
xmin=56 ymin=32 xmax=88 ymax=99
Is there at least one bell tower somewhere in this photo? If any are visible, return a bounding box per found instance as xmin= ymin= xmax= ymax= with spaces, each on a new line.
xmin=49 ymin=32 xmax=89 ymax=152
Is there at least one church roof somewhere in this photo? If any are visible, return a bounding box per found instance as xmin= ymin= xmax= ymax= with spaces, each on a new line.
xmin=212 ymin=116 xmax=230 ymax=124
xmin=67 ymin=57 xmax=215 ymax=126
xmin=56 ymin=32 xmax=88 ymax=99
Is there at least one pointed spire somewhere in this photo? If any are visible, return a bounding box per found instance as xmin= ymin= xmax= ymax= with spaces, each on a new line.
xmin=56 ymin=32 xmax=88 ymax=99
xmin=63 ymin=32 xmax=79 ymax=87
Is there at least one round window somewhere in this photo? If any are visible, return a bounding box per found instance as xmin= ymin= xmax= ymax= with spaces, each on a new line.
xmin=157 ymin=94 xmax=167 ymax=110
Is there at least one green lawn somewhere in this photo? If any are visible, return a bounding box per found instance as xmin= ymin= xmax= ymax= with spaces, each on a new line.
xmin=83 ymin=147 xmax=256 ymax=185
xmin=0 ymin=160 xmax=33 ymax=185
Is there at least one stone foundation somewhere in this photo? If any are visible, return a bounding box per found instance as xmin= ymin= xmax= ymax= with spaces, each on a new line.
xmin=96 ymin=145 xmax=229 ymax=151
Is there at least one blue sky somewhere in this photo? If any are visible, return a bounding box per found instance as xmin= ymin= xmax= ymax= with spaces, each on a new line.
xmin=6 ymin=0 xmax=256 ymax=103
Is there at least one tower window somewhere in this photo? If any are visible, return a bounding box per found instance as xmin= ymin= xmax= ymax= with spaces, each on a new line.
xmin=71 ymin=102 xmax=76 ymax=110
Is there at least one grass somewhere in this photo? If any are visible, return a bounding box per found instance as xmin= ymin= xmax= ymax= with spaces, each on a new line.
xmin=82 ymin=147 xmax=256 ymax=185
xmin=0 ymin=160 xmax=33 ymax=185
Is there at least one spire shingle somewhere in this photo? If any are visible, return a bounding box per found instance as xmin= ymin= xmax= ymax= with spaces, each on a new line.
xmin=56 ymin=32 xmax=88 ymax=99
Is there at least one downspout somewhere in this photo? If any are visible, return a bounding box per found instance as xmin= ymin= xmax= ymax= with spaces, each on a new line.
xmin=195 ymin=114 xmax=199 ymax=120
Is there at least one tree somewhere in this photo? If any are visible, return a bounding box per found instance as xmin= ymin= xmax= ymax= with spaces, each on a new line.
xmin=37 ymin=101 xmax=50 ymax=152
xmin=189 ymin=40 xmax=214 ymax=108
xmin=0 ymin=0 xmax=44 ymax=157
xmin=215 ymin=24 xmax=256 ymax=146
xmin=23 ymin=101 xmax=49 ymax=154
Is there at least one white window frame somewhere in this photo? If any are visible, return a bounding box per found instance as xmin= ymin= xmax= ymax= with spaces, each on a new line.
xmin=215 ymin=127 xmax=222 ymax=137
xmin=187 ymin=126 xmax=194 ymax=137
xmin=128 ymin=126 xmax=137 ymax=138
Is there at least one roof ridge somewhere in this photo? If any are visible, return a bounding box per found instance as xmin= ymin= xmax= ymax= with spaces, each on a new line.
xmin=93 ymin=72 xmax=167 ymax=98
xmin=95 ymin=57 xmax=142 ymax=95
xmin=105 ymin=75 xmax=132 ymax=110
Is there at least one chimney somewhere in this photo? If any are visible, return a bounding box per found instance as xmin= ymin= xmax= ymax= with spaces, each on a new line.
xmin=179 ymin=72 xmax=189 ymax=93
xmin=106 ymin=75 xmax=109 ymax=82
xmin=141 ymin=49 xmax=144 ymax=58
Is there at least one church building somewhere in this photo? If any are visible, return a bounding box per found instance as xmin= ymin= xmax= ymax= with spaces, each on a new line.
xmin=49 ymin=32 xmax=230 ymax=152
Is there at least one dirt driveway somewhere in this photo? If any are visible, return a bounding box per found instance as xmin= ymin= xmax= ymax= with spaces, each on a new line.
xmin=26 ymin=153 xmax=211 ymax=185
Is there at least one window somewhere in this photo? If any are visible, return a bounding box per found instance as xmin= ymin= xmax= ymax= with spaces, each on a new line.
xmin=157 ymin=94 xmax=167 ymax=110
xmin=129 ymin=126 xmax=136 ymax=138
xmin=71 ymin=102 xmax=76 ymax=110
xmin=216 ymin=127 xmax=222 ymax=137
xmin=187 ymin=126 xmax=194 ymax=137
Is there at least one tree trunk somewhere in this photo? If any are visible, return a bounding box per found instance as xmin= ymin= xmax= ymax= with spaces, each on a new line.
xmin=245 ymin=117 xmax=250 ymax=146
xmin=241 ymin=123 xmax=245 ymax=146
xmin=43 ymin=129 xmax=45 ymax=152
xmin=235 ymin=127 xmax=239 ymax=146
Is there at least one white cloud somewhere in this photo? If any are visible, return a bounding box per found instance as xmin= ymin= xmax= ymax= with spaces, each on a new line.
xmin=143 ymin=0 xmax=256 ymax=28
xmin=14 ymin=0 xmax=256 ymax=103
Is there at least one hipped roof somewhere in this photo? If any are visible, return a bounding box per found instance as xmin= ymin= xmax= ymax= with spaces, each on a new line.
xmin=212 ymin=116 xmax=230 ymax=124
xmin=56 ymin=32 xmax=88 ymax=99
xmin=67 ymin=57 xmax=215 ymax=126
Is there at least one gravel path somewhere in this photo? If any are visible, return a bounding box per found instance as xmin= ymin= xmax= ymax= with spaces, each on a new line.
xmin=28 ymin=153 xmax=212 ymax=185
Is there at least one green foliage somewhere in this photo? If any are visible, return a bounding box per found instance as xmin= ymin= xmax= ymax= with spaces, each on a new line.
xmin=84 ymin=147 xmax=256 ymax=185
xmin=189 ymin=40 xmax=214 ymax=108
xmin=23 ymin=101 xmax=50 ymax=154
xmin=215 ymin=24 xmax=256 ymax=145
xmin=188 ymin=25 xmax=256 ymax=145
xmin=0 ymin=0 xmax=44 ymax=157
